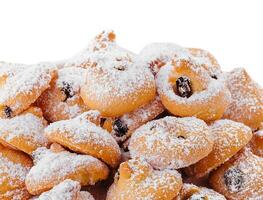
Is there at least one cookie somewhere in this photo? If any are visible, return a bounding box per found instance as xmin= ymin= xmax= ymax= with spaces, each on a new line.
xmin=175 ymin=183 xmax=226 ymax=200
xmin=129 ymin=116 xmax=213 ymax=169
xmin=0 ymin=106 xmax=49 ymax=155
xmin=0 ymin=63 xmax=56 ymax=118
xmin=45 ymin=111 xmax=121 ymax=168
xmin=156 ymin=59 xmax=230 ymax=122
xmin=185 ymin=119 xmax=252 ymax=178
xmin=223 ymin=68 xmax=263 ymax=129
xmin=106 ymin=158 xmax=182 ymax=200
xmin=209 ymin=148 xmax=263 ymax=199
xmin=36 ymin=67 xmax=89 ymax=122
xmin=0 ymin=144 xmax=33 ymax=200
xmin=25 ymin=144 xmax=109 ymax=195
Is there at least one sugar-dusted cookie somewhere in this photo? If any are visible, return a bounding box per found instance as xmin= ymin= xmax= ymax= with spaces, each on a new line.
xmin=45 ymin=111 xmax=121 ymax=168
xmin=106 ymin=158 xmax=182 ymax=200
xmin=129 ymin=116 xmax=213 ymax=169
xmin=25 ymin=144 xmax=109 ymax=195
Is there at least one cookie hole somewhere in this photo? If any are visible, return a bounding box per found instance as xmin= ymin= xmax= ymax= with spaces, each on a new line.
xmin=174 ymin=76 xmax=192 ymax=98
xmin=113 ymin=118 xmax=128 ymax=137
xmin=4 ymin=106 xmax=12 ymax=118
xmin=224 ymin=167 xmax=245 ymax=193
xmin=61 ymin=81 xmax=74 ymax=102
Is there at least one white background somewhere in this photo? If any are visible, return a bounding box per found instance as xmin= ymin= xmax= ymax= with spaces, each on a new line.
xmin=0 ymin=0 xmax=262 ymax=85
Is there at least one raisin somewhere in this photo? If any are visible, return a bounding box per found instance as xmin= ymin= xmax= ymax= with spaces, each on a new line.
xmin=175 ymin=76 xmax=192 ymax=98
xmin=61 ymin=81 xmax=74 ymax=101
xmin=224 ymin=167 xmax=244 ymax=192
xmin=211 ymin=75 xmax=218 ymax=79
xmin=4 ymin=106 xmax=12 ymax=118
xmin=113 ymin=119 xmax=128 ymax=137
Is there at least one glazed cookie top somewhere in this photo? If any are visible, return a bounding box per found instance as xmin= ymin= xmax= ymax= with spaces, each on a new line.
xmin=129 ymin=116 xmax=213 ymax=169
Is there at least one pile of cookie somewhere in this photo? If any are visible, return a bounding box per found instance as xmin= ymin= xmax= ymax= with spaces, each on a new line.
xmin=0 ymin=30 xmax=262 ymax=200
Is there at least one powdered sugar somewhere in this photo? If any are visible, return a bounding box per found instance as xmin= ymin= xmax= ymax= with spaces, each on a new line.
xmin=0 ymin=112 xmax=48 ymax=149
xmin=26 ymin=147 xmax=108 ymax=187
xmin=45 ymin=111 xmax=119 ymax=149
xmin=0 ymin=63 xmax=55 ymax=110
xmin=129 ymin=116 xmax=212 ymax=169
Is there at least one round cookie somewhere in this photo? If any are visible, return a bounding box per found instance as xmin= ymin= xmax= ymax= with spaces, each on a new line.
xmin=25 ymin=144 xmax=109 ymax=195
xmin=36 ymin=67 xmax=89 ymax=122
xmin=185 ymin=119 xmax=252 ymax=178
xmin=175 ymin=183 xmax=226 ymax=200
xmin=0 ymin=144 xmax=33 ymax=200
xmin=32 ymin=179 xmax=95 ymax=200
xmin=80 ymin=48 xmax=156 ymax=117
xmin=0 ymin=106 xmax=49 ymax=155
xmin=209 ymin=148 xmax=263 ymax=199
xmin=223 ymin=68 xmax=263 ymax=129
xmin=106 ymin=158 xmax=182 ymax=200
xmin=45 ymin=110 xmax=121 ymax=168
xmin=156 ymin=59 xmax=231 ymax=122
xmin=129 ymin=116 xmax=213 ymax=169
xmin=102 ymin=96 xmax=165 ymax=142
xmin=0 ymin=63 xmax=56 ymax=118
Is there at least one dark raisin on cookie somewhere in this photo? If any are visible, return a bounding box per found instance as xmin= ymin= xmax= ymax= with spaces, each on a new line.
xmin=211 ymin=75 xmax=218 ymax=79
xmin=177 ymin=135 xmax=186 ymax=139
xmin=113 ymin=118 xmax=128 ymax=137
xmin=224 ymin=167 xmax=245 ymax=193
xmin=61 ymin=81 xmax=74 ymax=102
xmin=4 ymin=106 xmax=12 ymax=118
xmin=174 ymin=76 xmax=192 ymax=98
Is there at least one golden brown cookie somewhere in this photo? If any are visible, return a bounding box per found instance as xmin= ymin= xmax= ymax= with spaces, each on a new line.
xmin=129 ymin=116 xmax=213 ymax=169
xmin=0 ymin=106 xmax=49 ymax=155
xmin=0 ymin=144 xmax=33 ymax=200
xmin=223 ymin=68 xmax=263 ymax=129
xmin=156 ymin=59 xmax=230 ymax=122
xmin=185 ymin=119 xmax=252 ymax=178
xmin=210 ymin=148 xmax=263 ymax=199
xmin=25 ymin=144 xmax=109 ymax=195
xmin=36 ymin=67 xmax=89 ymax=122
xmin=175 ymin=183 xmax=226 ymax=200
xmin=45 ymin=111 xmax=121 ymax=168
xmin=106 ymin=158 xmax=183 ymax=200
xmin=0 ymin=63 xmax=56 ymax=118
xmin=80 ymin=47 xmax=156 ymax=117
